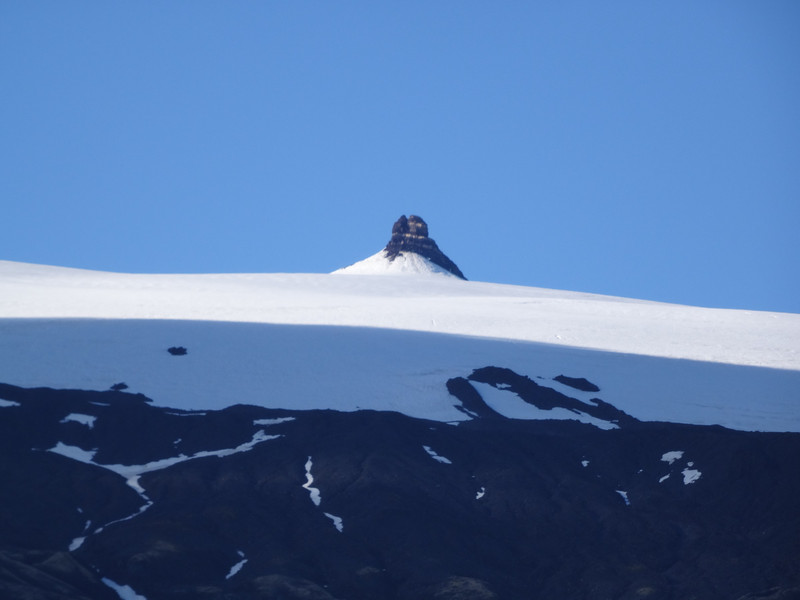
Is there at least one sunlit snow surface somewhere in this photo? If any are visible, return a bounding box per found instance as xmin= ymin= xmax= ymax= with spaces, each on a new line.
xmin=1 ymin=260 xmax=799 ymax=431
xmin=332 ymin=249 xmax=459 ymax=277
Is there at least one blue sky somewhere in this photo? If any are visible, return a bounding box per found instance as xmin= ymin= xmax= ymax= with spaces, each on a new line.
xmin=2 ymin=2 xmax=798 ymax=313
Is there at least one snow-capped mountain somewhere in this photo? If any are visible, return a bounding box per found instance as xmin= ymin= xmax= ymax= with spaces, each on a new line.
xmin=1 ymin=218 xmax=799 ymax=599
xmin=332 ymin=248 xmax=459 ymax=277
xmin=335 ymin=215 xmax=466 ymax=278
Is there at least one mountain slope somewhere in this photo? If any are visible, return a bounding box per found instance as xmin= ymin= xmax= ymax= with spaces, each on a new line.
xmin=1 ymin=259 xmax=795 ymax=369
xmin=1 ymin=256 xmax=799 ymax=599
xmin=1 ymin=259 xmax=798 ymax=431
xmin=332 ymin=248 xmax=460 ymax=277
xmin=334 ymin=214 xmax=466 ymax=278
xmin=1 ymin=382 xmax=799 ymax=600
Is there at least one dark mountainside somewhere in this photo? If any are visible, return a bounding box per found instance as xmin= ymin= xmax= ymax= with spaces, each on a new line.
xmin=1 ymin=223 xmax=798 ymax=599
xmin=1 ymin=371 xmax=799 ymax=600
xmin=383 ymin=215 xmax=466 ymax=279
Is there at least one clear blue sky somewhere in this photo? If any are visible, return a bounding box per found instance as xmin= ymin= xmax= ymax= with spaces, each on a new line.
xmin=2 ymin=2 xmax=798 ymax=313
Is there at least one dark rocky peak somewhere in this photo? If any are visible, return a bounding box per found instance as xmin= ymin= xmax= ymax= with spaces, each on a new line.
xmin=384 ymin=215 xmax=466 ymax=279
xmin=391 ymin=214 xmax=429 ymax=238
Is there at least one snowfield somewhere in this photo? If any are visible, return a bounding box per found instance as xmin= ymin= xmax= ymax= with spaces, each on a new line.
xmin=1 ymin=259 xmax=798 ymax=432
xmin=333 ymin=249 xmax=461 ymax=277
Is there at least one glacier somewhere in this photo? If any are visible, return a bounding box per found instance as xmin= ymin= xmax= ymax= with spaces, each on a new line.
xmin=0 ymin=259 xmax=798 ymax=431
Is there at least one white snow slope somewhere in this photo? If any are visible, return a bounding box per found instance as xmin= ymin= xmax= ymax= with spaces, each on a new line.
xmin=1 ymin=259 xmax=798 ymax=432
xmin=333 ymin=249 xmax=459 ymax=277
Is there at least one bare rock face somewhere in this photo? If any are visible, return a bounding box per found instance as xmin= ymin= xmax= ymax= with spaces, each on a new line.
xmin=384 ymin=215 xmax=466 ymax=279
xmin=391 ymin=214 xmax=429 ymax=238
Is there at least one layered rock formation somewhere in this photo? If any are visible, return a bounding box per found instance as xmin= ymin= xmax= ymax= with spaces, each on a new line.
xmin=383 ymin=215 xmax=466 ymax=279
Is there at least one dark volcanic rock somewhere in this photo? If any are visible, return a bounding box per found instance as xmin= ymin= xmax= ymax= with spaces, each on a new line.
xmin=251 ymin=574 xmax=339 ymax=599
xmin=383 ymin=215 xmax=466 ymax=279
xmin=462 ymin=366 xmax=636 ymax=427
xmin=736 ymin=588 xmax=800 ymax=600
xmin=446 ymin=377 xmax=504 ymax=420
xmin=554 ymin=374 xmax=601 ymax=392
xmin=1 ymin=381 xmax=799 ymax=599
xmin=0 ymin=550 xmax=118 ymax=600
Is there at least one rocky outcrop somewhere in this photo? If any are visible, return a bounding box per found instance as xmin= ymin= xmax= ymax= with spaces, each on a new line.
xmin=449 ymin=366 xmax=636 ymax=427
xmin=383 ymin=215 xmax=466 ymax=279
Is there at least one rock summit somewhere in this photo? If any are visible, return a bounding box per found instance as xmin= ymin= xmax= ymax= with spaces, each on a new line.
xmin=383 ymin=215 xmax=466 ymax=279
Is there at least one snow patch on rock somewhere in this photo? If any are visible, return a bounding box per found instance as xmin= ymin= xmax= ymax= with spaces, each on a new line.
xmin=661 ymin=451 xmax=684 ymax=465
xmin=226 ymin=551 xmax=248 ymax=579
xmin=423 ymin=445 xmax=452 ymax=464
xmin=102 ymin=577 xmax=147 ymax=600
xmin=682 ymin=468 xmax=702 ymax=485
xmin=302 ymin=456 xmax=321 ymax=506
xmin=60 ymin=413 xmax=97 ymax=428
